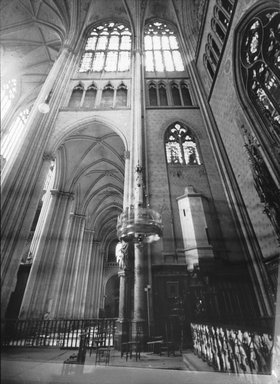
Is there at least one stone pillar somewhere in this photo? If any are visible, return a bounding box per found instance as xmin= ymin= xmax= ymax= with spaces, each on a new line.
xmin=72 ymin=228 xmax=95 ymax=318
xmin=1 ymin=45 xmax=78 ymax=320
xmin=84 ymin=241 xmax=101 ymax=318
xmin=132 ymin=243 xmax=146 ymax=340
xmin=56 ymin=212 xmax=86 ymax=318
xmin=19 ymin=189 xmax=74 ymax=319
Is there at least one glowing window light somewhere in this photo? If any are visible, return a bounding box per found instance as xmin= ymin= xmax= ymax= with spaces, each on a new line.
xmin=79 ymin=22 xmax=131 ymax=72
xmin=144 ymin=21 xmax=184 ymax=72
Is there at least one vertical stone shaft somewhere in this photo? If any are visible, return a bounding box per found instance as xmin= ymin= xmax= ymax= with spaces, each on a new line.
xmin=19 ymin=189 xmax=74 ymax=319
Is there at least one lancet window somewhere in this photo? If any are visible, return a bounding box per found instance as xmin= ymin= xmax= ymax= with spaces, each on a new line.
xmin=144 ymin=20 xmax=184 ymax=72
xmin=165 ymin=123 xmax=201 ymax=165
xmin=79 ymin=22 xmax=131 ymax=72
xmin=204 ymin=0 xmax=235 ymax=81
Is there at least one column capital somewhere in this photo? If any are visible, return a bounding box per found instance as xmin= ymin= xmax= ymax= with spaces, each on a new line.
xmin=50 ymin=189 xmax=74 ymax=199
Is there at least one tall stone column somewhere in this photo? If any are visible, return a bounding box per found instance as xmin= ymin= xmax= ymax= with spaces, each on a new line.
xmin=1 ymin=45 xmax=78 ymax=320
xmin=19 ymin=189 xmax=74 ymax=319
xmin=72 ymin=228 xmax=95 ymax=318
xmin=84 ymin=241 xmax=101 ymax=318
xmin=130 ymin=2 xmax=147 ymax=341
xmin=56 ymin=213 xmax=86 ymax=318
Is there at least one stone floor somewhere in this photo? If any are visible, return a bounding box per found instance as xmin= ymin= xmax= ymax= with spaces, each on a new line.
xmin=1 ymin=347 xmax=277 ymax=384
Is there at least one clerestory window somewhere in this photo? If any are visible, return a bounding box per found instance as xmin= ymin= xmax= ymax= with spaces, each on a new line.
xmin=144 ymin=20 xmax=184 ymax=72
xmin=165 ymin=123 xmax=201 ymax=165
xmin=79 ymin=21 xmax=132 ymax=72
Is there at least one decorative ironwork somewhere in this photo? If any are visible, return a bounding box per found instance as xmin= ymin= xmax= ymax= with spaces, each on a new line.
xmin=116 ymin=206 xmax=162 ymax=244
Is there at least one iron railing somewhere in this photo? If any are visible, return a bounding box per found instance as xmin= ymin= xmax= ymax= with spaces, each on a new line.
xmin=191 ymin=322 xmax=273 ymax=375
xmin=2 ymin=318 xmax=116 ymax=349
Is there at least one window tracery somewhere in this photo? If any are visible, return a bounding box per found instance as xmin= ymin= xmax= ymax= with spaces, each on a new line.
xmin=165 ymin=123 xmax=201 ymax=165
xmin=240 ymin=11 xmax=280 ymax=140
xmin=236 ymin=7 xmax=280 ymax=242
xmin=116 ymin=83 xmax=127 ymax=107
xmin=144 ymin=21 xmax=184 ymax=72
xmin=79 ymin=22 xmax=131 ymax=73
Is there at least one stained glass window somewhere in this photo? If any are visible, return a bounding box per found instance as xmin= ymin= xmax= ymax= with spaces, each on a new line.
xmin=144 ymin=21 xmax=184 ymax=72
xmin=240 ymin=10 xmax=280 ymax=143
xmin=1 ymin=79 xmax=17 ymax=120
xmin=165 ymin=123 xmax=201 ymax=165
xmin=79 ymin=22 xmax=131 ymax=72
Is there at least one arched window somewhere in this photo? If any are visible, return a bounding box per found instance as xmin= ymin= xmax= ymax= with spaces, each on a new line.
xmin=148 ymin=82 xmax=158 ymax=106
xmin=217 ymin=0 xmax=233 ymax=16
xmin=144 ymin=20 xmax=184 ymax=72
xmin=212 ymin=18 xmax=226 ymax=42
xmin=235 ymin=6 xmax=280 ymax=240
xmin=159 ymin=82 xmax=168 ymax=105
xmin=204 ymin=54 xmax=215 ymax=79
xmin=101 ymin=83 xmax=114 ymax=108
xmin=180 ymin=82 xmax=192 ymax=106
xmin=214 ymin=5 xmax=229 ymax=30
xmin=171 ymin=82 xmax=181 ymax=105
xmin=1 ymin=79 xmax=17 ymax=120
xmin=68 ymin=84 xmax=84 ymax=108
xmin=116 ymin=83 xmax=127 ymax=107
xmin=165 ymin=122 xmax=201 ymax=165
xmin=83 ymin=83 xmax=97 ymax=108
xmin=208 ymin=34 xmax=221 ymax=58
xmin=79 ymin=21 xmax=131 ymax=72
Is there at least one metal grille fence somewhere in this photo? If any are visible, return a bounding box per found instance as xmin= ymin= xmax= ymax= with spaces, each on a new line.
xmin=2 ymin=318 xmax=116 ymax=349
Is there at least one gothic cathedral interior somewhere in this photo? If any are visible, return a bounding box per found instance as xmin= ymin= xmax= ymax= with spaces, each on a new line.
xmin=1 ymin=0 xmax=279 ymax=377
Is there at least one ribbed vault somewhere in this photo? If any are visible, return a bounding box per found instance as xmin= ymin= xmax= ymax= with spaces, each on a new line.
xmin=54 ymin=123 xmax=125 ymax=243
